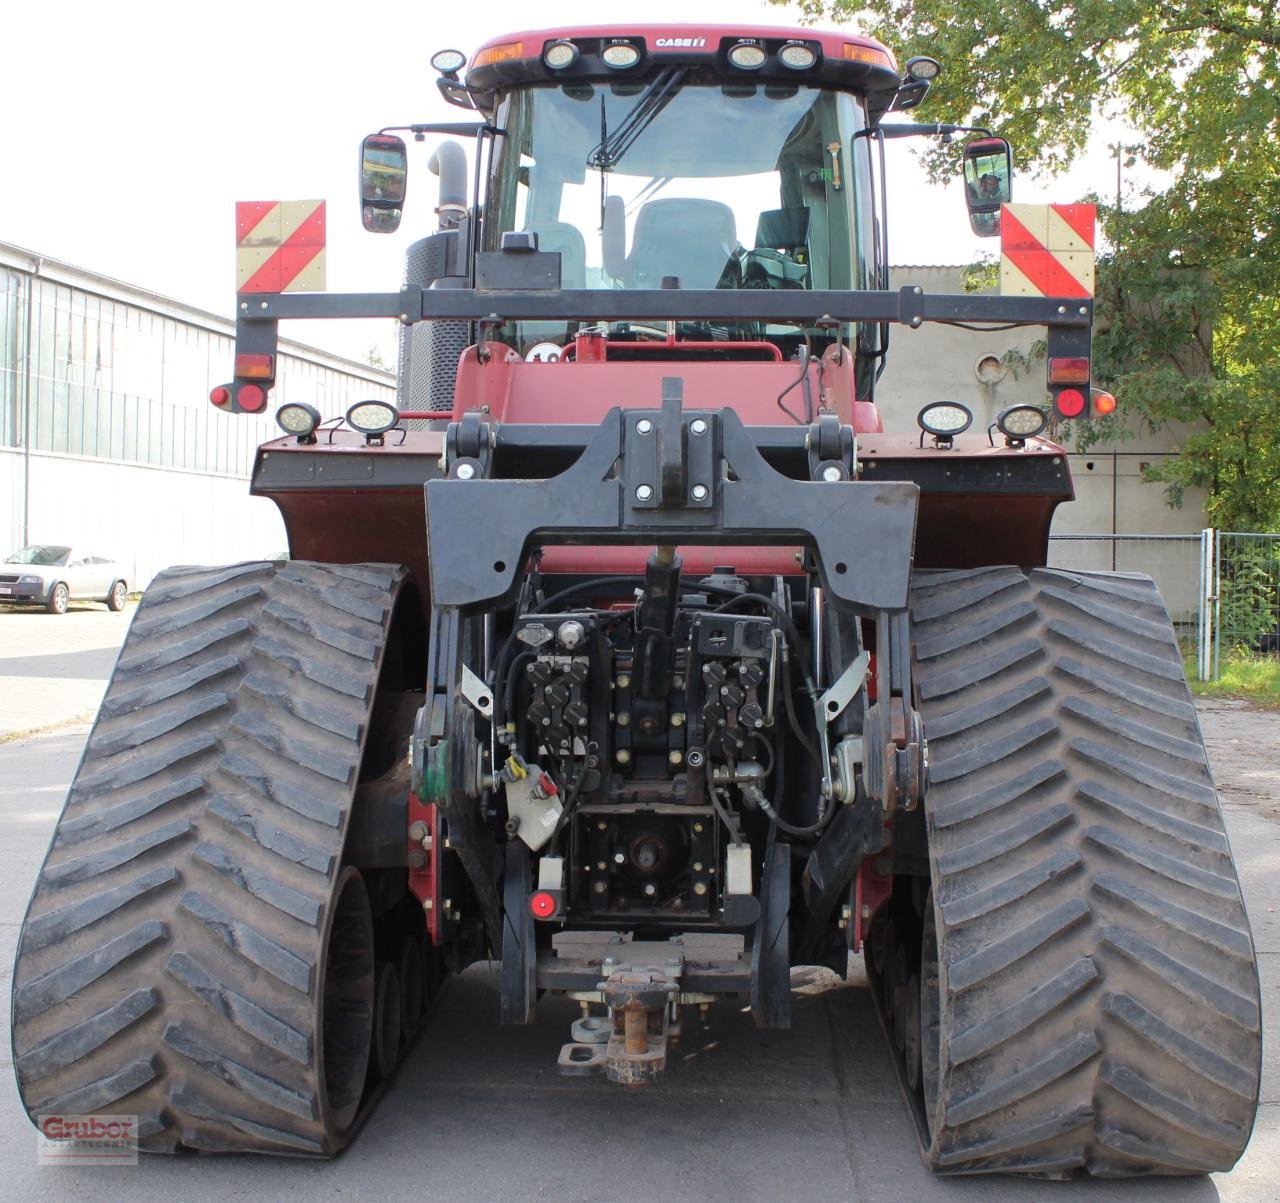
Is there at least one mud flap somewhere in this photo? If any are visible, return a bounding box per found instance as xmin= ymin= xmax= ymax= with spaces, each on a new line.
xmin=750 ymin=837 xmax=791 ymax=1029
xmin=500 ymin=840 xmax=536 ymax=1024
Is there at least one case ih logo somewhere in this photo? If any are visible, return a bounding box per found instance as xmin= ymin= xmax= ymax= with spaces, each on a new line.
xmin=38 ymin=1114 xmax=138 ymax=1165
xmin=655 ymin=36 xmax=707 ymax=47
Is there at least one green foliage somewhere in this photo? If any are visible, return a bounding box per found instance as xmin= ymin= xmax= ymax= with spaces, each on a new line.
xmin=1187 ymin=653 xmax=1280 ymax=707
xmin=1217 ymin=541 xmax=1280 ymax=653
xmin=783 ymin=0 xmax=1280 ymax=528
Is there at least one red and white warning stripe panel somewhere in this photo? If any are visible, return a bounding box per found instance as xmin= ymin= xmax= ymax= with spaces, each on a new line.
xmin=999 ymin=203 xmax=1095 ymax=299
xmin=236 ymin=200 xmax=326 ymax=294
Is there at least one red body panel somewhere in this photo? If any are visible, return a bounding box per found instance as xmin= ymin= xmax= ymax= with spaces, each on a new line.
xmin=470 ymin=24 xmax=896 ymax=70
xmin=452 ymin=343 xmax=883 ymax=434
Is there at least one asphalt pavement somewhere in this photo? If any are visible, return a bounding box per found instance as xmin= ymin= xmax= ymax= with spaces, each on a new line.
xmin=0 ymin=610 xmax=1275 ymax=1201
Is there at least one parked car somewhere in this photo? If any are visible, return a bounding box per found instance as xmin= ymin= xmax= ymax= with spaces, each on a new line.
xmin=0 ymin=545 xmax=128 ymax=614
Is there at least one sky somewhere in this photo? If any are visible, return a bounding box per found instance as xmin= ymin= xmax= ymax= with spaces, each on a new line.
xmin=3 ymin=0 xmax=1129 ymax=366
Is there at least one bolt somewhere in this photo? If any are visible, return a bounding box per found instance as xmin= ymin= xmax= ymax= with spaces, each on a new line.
xmin=602 ymin=953 xmax=619 ymax=970
xmin=259 ymin=301 xmax=269 ymax=311
xmin=821 ymin=465 xmax=842 ymax=483
xmin=616 ymin=749 xmax=631 ymax=765
xmin=408 ymin=820 xmax=429 ymax=842
xmin=838 ymin=904 xmax=852 ymax=930
xmin=455 ymin=462 xmax=476 ymax=480
xmin=643 ymin=883 xmax=657 ymax=897
xmin=690 ymin=419 xmax=708 ymax=436
xmin=597 ymin=860 xmax=608 ymax=871
xmin=673 ymin=675 xmax=685 ymax=690
xmin=693 ymin=882 xmax=708 ymax=896
xmin=614 ymin=851 xmax=627 ymax=865
xmin=636 ymin=484 xmax=653 ymax=502
xmin=669 ymin=750 xmax=683 ymax=766
xmin=617 ymin=673 xmax=631 ymax=689
xmin=671 ymin=712 xmax=685 ymax=727
xmin=687 ymin=750 xmax=705 ymax=768
xmin=408 ymin=848 xmax=427 ymax=870
xmin=693 ymin=862 xmax=703 ymax=872
xmin=423 ymin=898 xmax=433 ymax=910
xmin=693 ymin=822 xmax=704 ymax=834
xmin=595 ymin=882 xmax=608 ymax=895
xmin=617 ymin=712 xmax=630 ymax=727
xmin=691 ymin=484 xmax=708 ymax=501
xmin=597 ymin=821 xmax=608 ymax=831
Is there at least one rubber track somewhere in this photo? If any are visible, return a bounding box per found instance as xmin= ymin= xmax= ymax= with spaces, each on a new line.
xmin=11 ymin=560 xmax=405 ymax=1155
xmin=911 ymin=567 xmax=1261 ymax=1176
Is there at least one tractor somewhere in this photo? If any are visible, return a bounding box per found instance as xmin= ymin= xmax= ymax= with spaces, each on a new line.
xmin=12 ymin=23 xmax=1261 ymax=1177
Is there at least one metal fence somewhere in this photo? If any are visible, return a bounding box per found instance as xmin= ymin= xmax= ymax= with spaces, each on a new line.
xmin=1045 ymin=530 xmax=1280 ymax=681
xmin=1214 ymin=531 xmax=1280 ymax=676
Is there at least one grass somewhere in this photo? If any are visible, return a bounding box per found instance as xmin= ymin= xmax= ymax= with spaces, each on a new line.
xmin=1186 ymin=652 xmax=1280 ymax=706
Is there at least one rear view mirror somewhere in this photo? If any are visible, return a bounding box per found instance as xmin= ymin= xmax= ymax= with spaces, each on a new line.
xmin=360 ymin=134 xmax=408 ymax=233
xmin=962 ymin=137 xmax=1013 ymax=238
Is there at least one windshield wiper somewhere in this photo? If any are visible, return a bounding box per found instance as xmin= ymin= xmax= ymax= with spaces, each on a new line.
xmin=587 ymin=68 xmax=687 ymax=171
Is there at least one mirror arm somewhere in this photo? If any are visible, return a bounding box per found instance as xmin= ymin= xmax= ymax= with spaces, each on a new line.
xmin=864 ymin=122 xmax=994 ymax=140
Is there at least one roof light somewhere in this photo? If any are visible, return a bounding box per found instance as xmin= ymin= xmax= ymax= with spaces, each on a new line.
xmin=727 ymin=42 xmax=767 ymax=70
xmin=472 ymin=42 xmax=523 ymax=69
xmin=346 ymin=399 xmax=399 ymax=436
xmin=1048 ymin=356 xmax=1091 ymax=384
xmin=276 ymin=402 xmax=322 ymax=442
xmin=430 ymin=48 xmax=467 ymax=74
xmin=778 ymin=43 xmax=818 ymax=70
xmin=1092 ymin=389 xmax=1118 ymax=416
xmin=601 ymin=41 xmax=641 ymax=69
xmin=1055 ymin=388 xmax=1086 ymax=418
xmin=543 ymin=40 xmax=579 ymax=70
xmin=234 ymin=353 xmax=274 ymax=380
xmin=996 ymin=404 xmax=1048 ymax=443
xmin=917 ymin=402 xmax=973 ymax=440
xmin=904 ymin=55 xmax=941 ymax=81
xmin=844 ymin=43 xmax=895 ymax=70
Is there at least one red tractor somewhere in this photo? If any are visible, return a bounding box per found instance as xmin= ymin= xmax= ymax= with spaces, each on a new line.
xmin=13 ymin=24 xmax=1261 ymax=1177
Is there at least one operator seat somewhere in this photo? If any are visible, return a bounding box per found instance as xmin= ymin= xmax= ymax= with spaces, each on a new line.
xmin=623 ymin=198 xmax=739 ymax=289
xmin=524 ymin=221 xmax=587 ymax=289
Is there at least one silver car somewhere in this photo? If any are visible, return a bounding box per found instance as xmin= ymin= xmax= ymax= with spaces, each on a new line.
xmin=0 ymin=545 xmax=128 ymax=614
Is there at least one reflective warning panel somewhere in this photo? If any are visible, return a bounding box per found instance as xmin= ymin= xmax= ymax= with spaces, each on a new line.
xmin=999 ymin=203 xmax=1095 ymax=299
xmin=236 ymin=200 xmax=326 ymax=293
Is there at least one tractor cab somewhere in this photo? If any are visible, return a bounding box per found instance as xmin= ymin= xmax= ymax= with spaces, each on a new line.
xmin=361 ymin=27 xmax=1005 ymax=412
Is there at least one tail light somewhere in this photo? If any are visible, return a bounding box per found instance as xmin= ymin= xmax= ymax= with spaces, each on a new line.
xmin=234 ymin=353 xmax=275 ymax=380
xmin=1048 ymin=356 xmax=1091 ymax=384
xmin=1092 ymin=390 xmax=1117 ymax=416
xmin=1054 ymin=388 xmax=1087 ymax=418
xmin=530 ymin=890 xmax=563 ymax=920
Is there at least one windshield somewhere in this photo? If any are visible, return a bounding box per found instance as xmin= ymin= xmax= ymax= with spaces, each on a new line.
xmin=6 ymin=545 xmax=70 ymax=565
xmin=487 ymin=79 xmax=872 ymax=355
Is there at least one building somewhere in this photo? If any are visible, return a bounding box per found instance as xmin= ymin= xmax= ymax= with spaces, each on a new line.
xmin=0 ymin=243 xmax=394 ymax=591
xmin=882 ymin=265 xmax=1210 ymax=537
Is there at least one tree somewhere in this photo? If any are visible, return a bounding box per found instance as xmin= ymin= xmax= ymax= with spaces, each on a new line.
xmin=784 ymin=0 xmax=1280 ymax=529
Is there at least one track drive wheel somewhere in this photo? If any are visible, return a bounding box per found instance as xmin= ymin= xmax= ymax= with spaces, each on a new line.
xmin=11 ymin=560 xmax=410 ymax=1155
xmin=905 ymin=567 xmax=1261 ymax=1176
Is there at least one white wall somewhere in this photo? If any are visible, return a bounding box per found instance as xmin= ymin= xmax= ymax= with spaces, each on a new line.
xmin=1 ymin=447 xmax=286 ymax=591
xmin=882 ymin=266 xmax=1210 ymax=536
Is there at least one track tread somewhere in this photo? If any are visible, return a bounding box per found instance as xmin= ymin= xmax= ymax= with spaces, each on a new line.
xmin=910 ymin=567 xmax=1261 ymax=1177
xmin=10 ymin=560 xmax=406 ymax=1156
